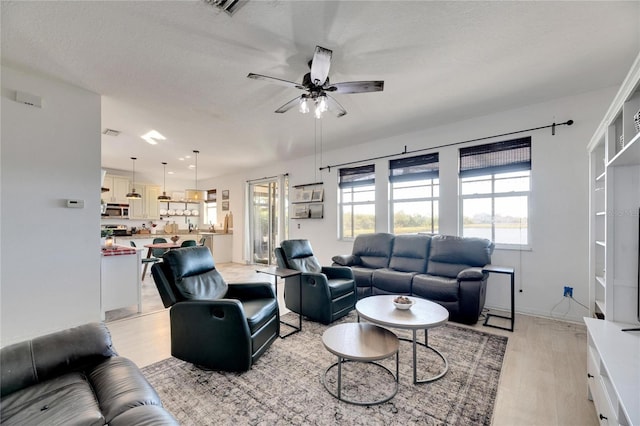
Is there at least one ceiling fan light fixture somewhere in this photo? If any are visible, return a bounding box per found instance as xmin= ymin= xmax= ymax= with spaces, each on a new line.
xmin=299 ymin=96 xmax=310 ymax=114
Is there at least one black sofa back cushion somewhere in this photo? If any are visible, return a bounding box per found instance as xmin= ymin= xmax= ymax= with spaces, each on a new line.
xmin=352 ymin=233 xmax=394 ymax=269
xmin=280 ymin=240 xmax=322 ymax=273
xmin=427 ymin=235 xmax=493 ymax=278
xmin=388 ymin=234 xmax=431 ymax=273
xmin=0 ymin=323 xmax=116 ymax=398
xmin=163 ymin=246 xmax=228 ymax=300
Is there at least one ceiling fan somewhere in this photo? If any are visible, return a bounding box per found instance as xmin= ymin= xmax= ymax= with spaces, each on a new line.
xmin=247 ymin=45 xmax=384 ymax=118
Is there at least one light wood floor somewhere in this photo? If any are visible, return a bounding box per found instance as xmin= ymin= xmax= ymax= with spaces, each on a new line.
xmin=107 ymin=263 xmax=597 ymax=426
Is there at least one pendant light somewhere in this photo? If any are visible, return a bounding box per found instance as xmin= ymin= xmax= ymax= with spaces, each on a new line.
xmin=157 ymin=162 xmax=171 ymax=201
xmin=185 ymin=150 xmax=205 ymax=202
xmin=125 ymin=157 xmax=142 ymax=199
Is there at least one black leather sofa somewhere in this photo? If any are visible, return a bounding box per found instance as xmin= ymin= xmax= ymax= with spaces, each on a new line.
xmin=332 ymin=233 xmax=494 ymax=324
xmin=152 ymin=246 xmax=279 ymax=372
xmin=0 ymin=322 xmax=177 ymax=425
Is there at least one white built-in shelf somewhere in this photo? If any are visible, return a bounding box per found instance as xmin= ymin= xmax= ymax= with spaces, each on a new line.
xmin=595 ymin=240 xmax=606 ymax=247
xmin=595 ymin=276 xmax=606 ymax=287
xmin=594 ymin=299 xmax=606 ymax=315
xmin=596 ymin=211 xmax=606 ymax=216
xmin=608 ymin=132 xmax=640 ymax=167
xmin=595 ymin=171 xmax=606 ymax=181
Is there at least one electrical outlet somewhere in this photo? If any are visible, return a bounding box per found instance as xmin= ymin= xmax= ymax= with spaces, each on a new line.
xmin=563 ymin=286 xmax=573 ymax=297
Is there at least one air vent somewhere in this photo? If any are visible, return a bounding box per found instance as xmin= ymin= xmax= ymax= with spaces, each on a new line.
xmin=103 ymin=129 xmax=121 ymax=137
xmin=202 ymin=0 xmax=247 ymax=15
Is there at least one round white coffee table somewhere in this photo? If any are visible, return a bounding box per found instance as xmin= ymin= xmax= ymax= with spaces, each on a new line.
xmin=321 ymin=322 xmax=399 ymax=406
xmin=356 ymin=295 xmax=449 ymax=384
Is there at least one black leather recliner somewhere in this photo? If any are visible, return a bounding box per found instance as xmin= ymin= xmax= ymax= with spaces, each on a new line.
xmin=275 ymin=239 xmax=356 ymax=325
xmin=151 ymin=246 xmax=279 ymax=372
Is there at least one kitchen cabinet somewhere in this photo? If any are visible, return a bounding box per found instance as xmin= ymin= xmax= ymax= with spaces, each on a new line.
xmin=129 ymin=184 xmax=161 ymax=220
xmin=102 ymin=175 xmax=130 ymax=204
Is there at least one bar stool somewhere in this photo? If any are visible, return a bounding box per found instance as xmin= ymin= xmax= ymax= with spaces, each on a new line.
xmin=130 ymin=241 xmax=161 ymax=280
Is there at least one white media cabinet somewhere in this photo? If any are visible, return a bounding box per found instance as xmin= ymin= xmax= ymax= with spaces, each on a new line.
xmin=585 ymin=318 xmax=639 ymax=426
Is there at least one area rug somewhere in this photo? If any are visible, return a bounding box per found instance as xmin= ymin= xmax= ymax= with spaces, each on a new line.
xmin=141 ymin=313 xmax=507 ymax=425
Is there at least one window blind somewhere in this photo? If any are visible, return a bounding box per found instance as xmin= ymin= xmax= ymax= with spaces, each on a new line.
xmin=459 ymin=137 xmax=531 ymax=177
xmin=389 ymin=153 xmax=439 ymax=183
xmin=339 ymin=164 xmax=375 ymax=188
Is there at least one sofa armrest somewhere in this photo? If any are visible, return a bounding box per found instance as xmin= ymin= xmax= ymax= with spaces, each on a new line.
xmin=457 ymin=267 xmax=486 ymax=281
xmin=321 ymin=266 xmax=355 ymax=280
xmin=331 ymin=254 xmax=360 ymax=266
xmin=226 ymin=282 xmax=276 ymax=300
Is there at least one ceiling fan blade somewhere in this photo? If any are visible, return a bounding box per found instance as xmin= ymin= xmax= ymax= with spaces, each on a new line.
xmin=310 ymin=46 xmax=332 ymax=86
xmin=247 ymin=73 xmax=306 ymax=90
xmin=326 ymin=95 xmax=347 ymax=117
xmin=274 ymin=96 xmax=303 ymax=114
xmin=325 ymin=80 xmax=384 ymax=94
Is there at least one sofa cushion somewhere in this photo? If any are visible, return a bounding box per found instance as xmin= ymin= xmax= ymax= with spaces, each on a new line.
xmin=0 ymin=372 xmax=104 ymax=426
xmin=372 ymin=269 xmax=415 ymax=295
xmin=412 ymin=274 xmax=459 ymax=302
xmin=388 ymin=234 xmax=431 ymax=273
xmin=352 ymin=233 xmax=394 ymax=269
xmin=240 ymin=298 xmax=279 ymax=335
xmin=427 ymin=235 xmax=493 ymax=278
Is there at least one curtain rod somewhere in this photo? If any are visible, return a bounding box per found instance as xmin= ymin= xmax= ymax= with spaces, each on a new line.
xmin=246 ymin=173 xmax=288 ymax=183
xmin=319 ymin=119 xmax=573 ymax=172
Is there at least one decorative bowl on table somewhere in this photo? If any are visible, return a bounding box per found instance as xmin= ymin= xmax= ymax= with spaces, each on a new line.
xmin=170 ymin=235 xmax=180 ymax=243
xmin=393 ymin=296 xmax=414 ymax=310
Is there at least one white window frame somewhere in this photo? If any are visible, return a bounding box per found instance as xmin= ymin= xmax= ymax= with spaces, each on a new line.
xmin=458 ymin=137 xmax=532 ymax=250
xmin=338 ymin=165 xmax=376 ymax=240
xmin=459 ymin=171 xmax=531 ymax=249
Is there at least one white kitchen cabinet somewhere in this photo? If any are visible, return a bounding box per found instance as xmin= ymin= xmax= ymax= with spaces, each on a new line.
xmin=102 ymin=175 xmax=130 ymax=204
xmin=129 ymin=184 xmax=161 ymax=220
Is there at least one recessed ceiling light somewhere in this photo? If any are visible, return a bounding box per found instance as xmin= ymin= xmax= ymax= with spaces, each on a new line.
xmin=178 ymin=157 xmax=185 ymax=161
xmin=141 ymin=130 xmax=166 ymax=145
xmin=168 ymin=171 xmax=175 ymax=175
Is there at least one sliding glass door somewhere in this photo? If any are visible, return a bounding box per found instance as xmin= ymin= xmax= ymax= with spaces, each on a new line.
xmin=248 ymin=176 xmax=288 ymax=265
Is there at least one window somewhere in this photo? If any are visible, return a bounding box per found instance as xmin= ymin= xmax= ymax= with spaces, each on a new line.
xmin=459 ymin=137 xmax=531 ymax=247
xmin=389 ymin=153 xmax=439 ymax=234
xmin=339 ymin=164 xmax=375 ymax=239
xmin=206 ymin=189 xmax=217 ymax=226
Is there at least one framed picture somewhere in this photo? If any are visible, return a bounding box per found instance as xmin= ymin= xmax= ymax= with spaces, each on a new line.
xmin=222 ymin=201 xmax=229 ymax=211
xmin=293 ymin=204 xmax=309 ymax=218
xmin=222 ymin=190 xmax=229 ymax=200
xmin=301 ymin=190 xmax=313 ymax=202
xmin=309 ymin=204 xmax=323 ymax=219
xmin=293 ymin=188 xmax=305 ymax=203
xmin=311 ymin=189 xmax=324 ymax=202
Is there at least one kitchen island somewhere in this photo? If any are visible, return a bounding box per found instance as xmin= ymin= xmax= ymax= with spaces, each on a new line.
xmin=115 ymin=232 xmax=233 ymax=263
xmin=101 ymin=245 xmax=141 ymax=319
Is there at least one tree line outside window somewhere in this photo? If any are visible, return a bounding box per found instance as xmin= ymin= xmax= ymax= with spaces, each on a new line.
xmin=337 ymin=137 xmax=531 ymax=248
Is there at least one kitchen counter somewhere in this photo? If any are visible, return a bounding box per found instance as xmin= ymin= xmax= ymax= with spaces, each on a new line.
xmin=117 ymin=232 xmax=232 ymax=240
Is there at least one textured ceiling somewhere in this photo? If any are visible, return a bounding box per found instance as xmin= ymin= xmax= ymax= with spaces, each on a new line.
xmin=2 ymin=1 xmax=639 ymax=182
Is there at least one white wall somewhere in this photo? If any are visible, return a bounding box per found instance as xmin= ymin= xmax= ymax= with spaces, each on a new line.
xmin=203 ymin=87 xmax=616 ymax=323
xmin=1 ymin=66 xmax=102 ymax=345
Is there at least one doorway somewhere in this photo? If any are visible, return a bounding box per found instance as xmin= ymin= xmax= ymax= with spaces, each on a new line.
xmin=248 ymin=176 xmax=288 ymax=265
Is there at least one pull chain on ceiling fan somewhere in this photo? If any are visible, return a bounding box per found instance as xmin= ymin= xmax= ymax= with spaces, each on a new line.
xmin=248 ymin=45 xmax=384 ymax=118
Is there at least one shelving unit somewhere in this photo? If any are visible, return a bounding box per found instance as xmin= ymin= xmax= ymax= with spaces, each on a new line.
xmin=291 ymin=182 xmax=324 ymax=219
xmin=159 ymin=200 xmax=202 ymax=223
xmin=586 ymin=53 xmax=640 ymax=425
